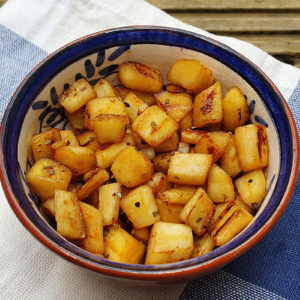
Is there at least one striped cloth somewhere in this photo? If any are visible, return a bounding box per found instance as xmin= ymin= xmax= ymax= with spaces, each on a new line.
xmin=0 ymin=1 xmax=299 ymax=299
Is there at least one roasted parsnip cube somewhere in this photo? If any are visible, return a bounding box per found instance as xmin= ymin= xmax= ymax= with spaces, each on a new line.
xmin=60 ymin=130 xmax=79 ymax=145
xmin=156 ymin=197 xmax=184 ymax=223
xmin=145 ymin=222 xmax=193 ymax=264
xmin=65 ymin=108 xmax=85 ymax=134
xmin=235 ymin=124 xmax=269 ymax=172
xmin=179 ymin=112 xmax=193 ymax=132
xmin=207 ymin=202 xmax=229 ymax=232
xmin=195 ymin=131 xmax=231 ymax=163
xmin=94 ymin=78 xmax=119 ymax=98
xmin=104 ymin=225 xmax=145 ymax=264
xmin=140 ymin=147 xmax=155 ymax=161
xmin=219 ymin=135 xmax=242 ymax=178
xmin=54 ymin=190 xmax=86 ymax=240
xmin=167 ymin=59 xmax=214 ymax=94
xmin=31 ymin=128 xmax=61 ymax=161
xmin=155 ymin=91 xmax=193 ymax=122
xmin=181 ymin=128 xmax=204 ymax=144
xmin=126 ymin=129 xmax=148 ymax=148
xmin=202 ymin=122 xmax=223 ymax=132
xmin=167 ymin=153 xmax=213 ymax=186
xmin=179 ymin=188 xmax=215 ymax=236
xmin=52 ymin=130 xmax=79 ymax=150
xmin=234 ymin=195 xmax=252 ymax=215
xmin=157 ymin=187 xmax=195 ymax=223
xmin=59 ymin=78 xmax=96 ymax=113
xmin=93 ymin=114 xmax=129 ymax=144
xmin=54 ymin=146 xmax=96 ymax=175
xmin=26 ymin=158 xmax=72 ymax=201
xmin=121 ymin=185 xmax=160 ymax=229
xmin=68 ymin=182 xmax=83 ymax=192
xmin=158 ymin=186 xmax=196 ymax=205
xmin=153 ymin=152 xmax=172 ymax=173
xmin=154 ymin=132 xmax=179 ymax=152
xmin=177 ymin=141 xmax=190 ymax=153
xmin=124 ymin=92 xmax=148 ymax=122
xmin=166 ymin=84 xmax=188 ymax=93
xmin=79 ymin=202 xmax=104 ymax=255
xmin=223 ymin=87 xmax=250 ymax=132
xmin=82 ymin=168 xmax=99 ymax=182
xmin=86 ymin=190 xmax=99 ymax=209
xmin=207 ymin=164 xmax=235 ymax=203
xmin=146 ymin=172 xmax=171 ymax=196
xmin=192 ymin=233 xmax=215 ymax=258
xmin=77 ymin=168 xmax=109 ymax=200
xmin=51 ymin=140 xmax=69 ymax=151
xmin=211 ymin=204 xmax=253 ymax=246
xmin=85 ymin=97 xmax=127 ymax=130
xmin=99 ymin=183 xmax=121 ymax=226
xmin=235 ymin=169 xmax=266 ymax=211
xmin=117 ymin=86 xmax=156 ymax=105
xmin=41 ymin=198 xmax=55 ymax=218
xmin=95 ymin=135 xmax=135 ymax=169
xmin=77 ymin=131 xmax=100 ymax=152
xmin=111 ymin=146 xmax=153 ymax=188
xmin=131 ymin=227 xmax=150 ymax=243
xmin=193 ymin=81 xmax=223 ymax=127
xmin=132 ymin=105 xmax=179 ymax=147
xmin=118 ymin=61 xmax=162 ymax=93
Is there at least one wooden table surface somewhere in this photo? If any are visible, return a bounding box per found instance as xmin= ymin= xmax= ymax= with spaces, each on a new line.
xmin=1 ymin=0 xmax=299 ymax=68
xmin=147 ymin=0 xmax=300 ymax=69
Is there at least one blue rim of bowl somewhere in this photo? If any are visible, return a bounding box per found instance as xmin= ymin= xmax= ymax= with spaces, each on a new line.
xmin=0 ymin=26 xmax=297 ymax=276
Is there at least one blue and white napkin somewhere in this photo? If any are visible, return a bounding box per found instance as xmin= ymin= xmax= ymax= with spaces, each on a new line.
xmin=0 ymin=0 xmax=299 ymax=299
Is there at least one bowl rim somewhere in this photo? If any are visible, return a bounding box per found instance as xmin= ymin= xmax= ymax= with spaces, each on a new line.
xmin=0 ymin=25 xmax=299 ymax=281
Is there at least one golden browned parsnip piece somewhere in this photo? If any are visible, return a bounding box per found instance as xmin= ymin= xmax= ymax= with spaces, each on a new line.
xmin=235 ymin=124 xmax=269 ymax=172
xmin=119 ymin=62 xmax=162 ymax=93
xmin=26 ymin=158 xmax=72 ymax=201
xmin=193 ymin=81 xmax=223 ymax=128
xmin=111 ymin=146 xmax=153 ymax=187
xmin=223 ymin=87 xmax=250 ymax=132
xmin=167 ymin=153 xmax=213 ymax=186
xmin=167 ymin=59 xmax=214 ymax=94
xmin=132 ymin=105 xmax=179 ymax=147
xmin=145 ymin=222 xmax=193 ymax=264
xmin=59 ymin=78 xmax=96 ymax=113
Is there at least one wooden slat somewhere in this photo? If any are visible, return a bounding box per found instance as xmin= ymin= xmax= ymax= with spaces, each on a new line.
xmin=273 ymin=55 xmax=300 ymax=68
xmin=228 ymin=34 xmax=300 ymax=55
xmin=170 ymin=13 xmax=300 ymax=33
xmin=147 ymin=0 xmax=300 ymax=11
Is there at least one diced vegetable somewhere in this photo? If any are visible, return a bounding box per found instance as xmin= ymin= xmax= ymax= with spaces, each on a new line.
xmin=167 ymin=153 xmax=213 ymax=186
xmin=26 ymin=158 xmax=72 ymax=201
xmin=235 ymin=124 xmax=269 ymax=172
xmin=55 ymin=190 xmax=86 ymax=240
xmin=145 ymin=221 xmax=193 ymax=264
xmin=118 ymin=61 xmax=162 ymax=93
xmin=121 ymin=185 xmax=160 ymax=229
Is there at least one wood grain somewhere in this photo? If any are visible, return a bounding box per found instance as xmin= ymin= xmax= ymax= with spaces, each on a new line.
xmin=229 ymin=34 xmax=300 ymax=55
xmin=170 ymin=12 xmax=300 ymax=33
xmin=147 ymin=0 xmax=300 ymax=11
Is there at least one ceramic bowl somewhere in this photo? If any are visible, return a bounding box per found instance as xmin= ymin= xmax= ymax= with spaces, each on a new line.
xmin=0 ymin=26 xmax=299 ymax=285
